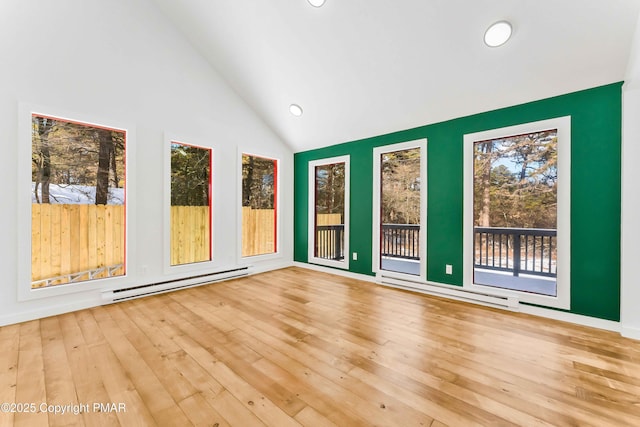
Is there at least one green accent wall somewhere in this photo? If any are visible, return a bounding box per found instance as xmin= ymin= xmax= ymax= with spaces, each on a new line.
xmin=294 ymin=82 xmax=622 ymax=321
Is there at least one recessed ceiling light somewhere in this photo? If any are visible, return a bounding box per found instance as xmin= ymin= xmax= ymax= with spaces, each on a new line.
xmin=307 ymin=0 xmax=325 ymax=7
xmin=289 ymin=104 xmax=303 ymax=117
xmin=484 ymin=21 xmax=512 ymax=47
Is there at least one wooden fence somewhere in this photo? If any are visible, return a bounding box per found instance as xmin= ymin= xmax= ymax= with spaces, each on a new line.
xmin=31 ymin=204 xmax=125 ymax=287
xmin=242 ymin=207 xmax=275 ymax=257
xmin=316 ymin=213 xmax=342 ymax=226
xmin=32 ymin=206 xmax=338 ymax=287
xmin=170 ymin=206 xmax=210 ymax=266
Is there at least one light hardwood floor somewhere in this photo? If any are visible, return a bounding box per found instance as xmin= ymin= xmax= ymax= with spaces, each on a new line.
xmin=1 ymin=267 xmax=640 ymax=426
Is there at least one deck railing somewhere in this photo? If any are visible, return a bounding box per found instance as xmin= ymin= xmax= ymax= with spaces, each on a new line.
xmin=316 ymin=225 xmax=345 ymax=260
xmin=316 ymin=223 xmax=421 ymax=262
xmin=381 ymin=224 xmax=420 ymax=260
xmin=474 ymin=227 xmax=557 ymax=277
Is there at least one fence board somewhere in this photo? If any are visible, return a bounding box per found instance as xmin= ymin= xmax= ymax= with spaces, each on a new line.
xmin=50 ymin=204 xmax=61 ymax=284
xmin=40 ymin=204 xmax=51 ymax=282
xmin=32 ymin=205 xmax=41 ymax=282
xmin=77 ymin=204 xmax=89 ymax=282
xmin=59 ymin=205 xmax=71 ymax=284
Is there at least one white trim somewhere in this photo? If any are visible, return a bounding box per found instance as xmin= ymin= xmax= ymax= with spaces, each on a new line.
xmin=18 ymin=103 xmax=137 ymax=301
xmin=163 ymin=134 xmax=215 ymax=275
xmin=307 ymin=155 xmax=350 ymax=270
xmin=294 ymin=262 xmax=622 ymax=335
xmin=463 ymin=116 xmax=571 ymax=310
xmin=372 ymin=139 xmax=427 ymax=282
xmin=520 ymin=304 xmax=620 ymax=334
xmin=621 ymin=84 xmax=640 ymax=341
xmin=0 ymin=297 xmax=103 ymax=328
xmin=293 ymin=261 xmax=375 ymax=283
xmin=237 ymin=150 xmax=282 ymax=263
xmin=377 ymin=273 xmax=519 ymax=310
xmin=621 ymin=325 xmax=640 ymax=340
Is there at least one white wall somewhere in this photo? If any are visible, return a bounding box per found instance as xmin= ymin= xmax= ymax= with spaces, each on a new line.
xmin=0 ymin=0 xmax=293 ymax=325
xmin=621 ymin=11 xmax=640 ymax=339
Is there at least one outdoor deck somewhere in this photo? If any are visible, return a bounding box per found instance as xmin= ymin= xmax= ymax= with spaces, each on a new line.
xmin=320 ymin=224 xmax=558 ymax=296
xmin=380 ymin=258 xmax=557 ymax=296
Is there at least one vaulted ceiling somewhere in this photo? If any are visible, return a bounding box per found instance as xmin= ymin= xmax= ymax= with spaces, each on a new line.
xmin=150 ymin=0 xmax=640 ymax=152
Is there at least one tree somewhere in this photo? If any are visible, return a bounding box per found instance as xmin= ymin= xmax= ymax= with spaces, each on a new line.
xmin=315 ymin=163 xmax=345 ymax=217
xmin=32 ymin=116 xmax=55 ymax=203
xmin=171 ymin=144 xmax=210 ymax=206
xmin=31 ymin=115 xmax=126 ymax=205
xmin=473 ymin=131 xmax=558 ymax=229
xmin=242 ymin=155 xmax=275 ymax=209
xmin=95 ymin=129 xmax=114 ymax=205
xmin=475 ymin=141 xmax=495 ymax=227
xmin=381 ymin=148 xmax=421 ymax=224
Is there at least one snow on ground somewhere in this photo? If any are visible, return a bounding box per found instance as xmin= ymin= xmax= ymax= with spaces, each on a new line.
xmin=31 ymin=183 xmax=124 ymax=205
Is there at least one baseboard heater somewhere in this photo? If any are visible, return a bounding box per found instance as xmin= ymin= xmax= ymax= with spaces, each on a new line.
xmin=101 ymin=266 xmax=252 ymax=303
xmin=378 ymin=274 xmax=519 ymax=310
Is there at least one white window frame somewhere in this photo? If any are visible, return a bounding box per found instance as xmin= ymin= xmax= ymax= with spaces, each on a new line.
xmin=463 ymin=116 xmax=571 ymax=309
xmin=308 ymin=155 xmax=350 ymax=270
xmin=17 ymin=103 xmax=136 ymax=301
xmin=238 ymin=150 xmax=281 ymax=262
xmin=372 ymin=139 xmax=427 ymax=282
xmin=163 ymin=134 xmax=215 ymax=274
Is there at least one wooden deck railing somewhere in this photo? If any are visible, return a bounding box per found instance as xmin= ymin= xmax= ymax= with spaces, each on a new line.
xmin=474 ymin=227 xmax=557 ymax=277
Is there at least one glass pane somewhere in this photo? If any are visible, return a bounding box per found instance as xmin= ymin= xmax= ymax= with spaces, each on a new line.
xmin=473 ymin=130 xmax=558 ymax=296
xmin=314 ymin=163 xmax=345 ymax=261
xmin=242 ymin=154 xmax=277 ymax=256
xmin=31 ymin=114 xmax=126 ymax=288
xmin=380 ymin=148 xmax=421 ymax=275
xmin=170 ymin=142 xmax=211 ymax=266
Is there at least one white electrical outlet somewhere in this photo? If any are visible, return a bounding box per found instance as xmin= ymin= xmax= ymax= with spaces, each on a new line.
xmin=445 ymin=264 xmax=453 ymax=275
xmin=352 ymin=252 xmax=358 ymax=260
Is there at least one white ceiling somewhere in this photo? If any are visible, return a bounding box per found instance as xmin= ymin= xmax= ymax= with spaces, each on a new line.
xmin=150 ymin=0 xmax=640 ymax=152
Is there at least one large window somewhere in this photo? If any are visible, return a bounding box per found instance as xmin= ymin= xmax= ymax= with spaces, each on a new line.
xmin=170 ymin=142 xmax=212 ymax=266
xmin=372 ymin=140 xmax=426 ymax=280
xmin=308 ymin=156 xmax=350 ymax=269
xmin=31 ymin=114 xmax=126 ymax=288
xmin=463 ymin=117 xmax=571 ymax=309
xmin=241 ymin=153 xmax=278 ymax=257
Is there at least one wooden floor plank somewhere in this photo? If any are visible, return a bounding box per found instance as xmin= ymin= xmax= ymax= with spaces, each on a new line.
xmin=0 ymin=324 xmax=20 ymax=427
xmin=40 ymin=316 xmax=85 ymax=427
xmin=58 ymin=312 xmax=120 ymax=427
xmin=1 ymin=267 xmax=640 ymax=426
xmin=178 ymin=392 xmax=232 ymax=427
xmin=14 ymin=321 xmax=48 ymax=427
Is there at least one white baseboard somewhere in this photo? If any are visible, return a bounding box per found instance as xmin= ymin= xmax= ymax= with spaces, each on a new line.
xmin=250 ymin=260 xmax=295 ymax=275
xmin=519 ymin=304 xmax=621 ymax=334
xmin=292 ymin=261 xmax=377 ymax=283
xmin=293 ymin=262 xmax=625 ymax=336
xmin=0 ymin=297 xmax=102 ymax=327
xmin=620 ymin=324 xmax=640 ymax=340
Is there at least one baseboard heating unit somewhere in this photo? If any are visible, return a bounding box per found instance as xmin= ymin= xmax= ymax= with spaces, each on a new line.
xmin=378 ymin=274 xmax=519 ymax=310
xmin=101 ymin=267 xmax=252 ymax=303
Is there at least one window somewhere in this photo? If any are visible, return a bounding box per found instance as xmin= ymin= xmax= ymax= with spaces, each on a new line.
xmin=372 ymin=140 xmax=426 ymax=280
xmin=31 ymin=114 xmax=126 ymax=288
xmin=170 ymin=142 xmax=212 ymax=266
xmin=241 ymin=153 xmax=278 ymax=257
xmin=463 ymin=117 xmax=571 ymax=309
xmin=308 ymin=156 xmax=350 ymax=269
